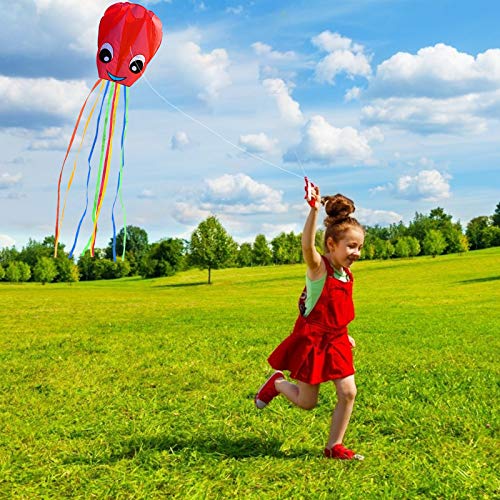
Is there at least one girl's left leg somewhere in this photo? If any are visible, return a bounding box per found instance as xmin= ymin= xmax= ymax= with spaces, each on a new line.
xmin=326 ymin=375 xmax=357 ymax=449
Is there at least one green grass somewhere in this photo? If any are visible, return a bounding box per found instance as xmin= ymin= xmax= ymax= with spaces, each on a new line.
xmin=1 ymin=249 xmax=499 ymax=498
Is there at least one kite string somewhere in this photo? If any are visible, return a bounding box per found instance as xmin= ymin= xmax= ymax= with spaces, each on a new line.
xmin=141 ymin=73 xmax=303 ymax=180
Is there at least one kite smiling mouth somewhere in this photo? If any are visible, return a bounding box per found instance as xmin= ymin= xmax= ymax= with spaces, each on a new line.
xmin=107 ymin=71 xmax=126 ymax=82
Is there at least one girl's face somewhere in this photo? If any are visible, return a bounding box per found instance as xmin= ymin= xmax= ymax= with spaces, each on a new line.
xmin=326 ymin=228 xmax=365 ymax=269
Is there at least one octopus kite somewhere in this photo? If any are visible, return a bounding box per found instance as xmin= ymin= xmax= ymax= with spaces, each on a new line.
xmin=54 ymin=2 xmax=162 ymax=260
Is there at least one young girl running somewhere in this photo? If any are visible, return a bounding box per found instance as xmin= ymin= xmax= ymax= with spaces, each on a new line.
xmin=254 ymin=184 xmax=365 ymax=460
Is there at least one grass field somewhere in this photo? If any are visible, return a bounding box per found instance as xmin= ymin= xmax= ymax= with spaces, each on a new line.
xmin=0 ymin=248 xmax=499 ymax=498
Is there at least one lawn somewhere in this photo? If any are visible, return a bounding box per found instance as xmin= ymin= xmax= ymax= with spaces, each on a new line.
xmin=0 ymin=248 xmax=499 ymax=498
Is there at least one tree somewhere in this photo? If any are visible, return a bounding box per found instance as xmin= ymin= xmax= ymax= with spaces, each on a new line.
xmin=252 ymin=234 xmax=272 ymax=266
xmin=422 ymin=230 xmax=446 ymax=257
xmin=56 ymin=257 xmax=79 ymax=283
xmin=141 ymin=238 xmax=185 ymax=278
xmin=407 ymin=236 xmax=421 ymax=257
xmin=394 ymin=238 xmax=410 ymax=258
xmin=105 ymin=226 xmax=149 ymax=274
xmin=34 ymin=257 xmax=58 ymax=284
xmin=5 ymin=262 xmax=21 ymax=282
xmin=189 ymin=216 xmax=237 ymax=284
xmin=492 ymin=202 xmax=500 ymax=227
xmin=481 ymin=226 xmax=500 ymax=248
xmin=0 ymin=265 xmax=5 ymax=281
xmin=236 ymin=243 xmax=253 ymax=268
xmin=466 ymin=216 xmax=490 ymax=250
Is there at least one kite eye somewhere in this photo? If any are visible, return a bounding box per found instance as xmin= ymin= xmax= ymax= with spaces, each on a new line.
xmin=99 ymin=43 xmax=114 ymax=63
xmin=129 ymin=54 xmax=145 ymax=74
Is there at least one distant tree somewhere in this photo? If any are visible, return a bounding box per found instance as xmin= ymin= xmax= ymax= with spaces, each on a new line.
xmin=422 ymin=230 xmax=447 ymax=257
xmin=141 ymin=238 xmax=185 ymax=278
xmin=18 ymin=237 xmax=61 ymax=270
xmin=361 ymin=242 xmax=375 ymax=260
xmin=5 ymin=262 xmax=21 ymax=282
xmin=481 ymin=225 xmax=500 ymax=248
xmin=492 ymin=202 xmax=500 ymax=227
xmin=286 ymin=232 xmax=302 ymax=264
xmin=373 ymin=238 xmax=394 ymax=259
xmin=105 ymin=226 xmax=149 ymax=274
xmin=466 ymin=216 xmax=490 ymax=250
xmin=0 ymin=247 xmax=19 ymax=267
xmin=189 ymin=216 xmax=237 ymax=284
xmin=18 ymin=262 xmax=31 ymax=282
xmin=0 ymin=265 xmax=5 ymax=281
xmin=394 ymin=238 xmax=411 ymax=258
xmin=56 ymin=257 xmax=79 ymax=283
xmin=407 ymin=236 xmax=421 ymax=257
xmin=271 ymin=233 xmax=288 ymax=264
xmin=34 ymin=257 xmax=58 ymax=284
xmin=237 ymin=243 xmax=253 ymax=268
xmin=252 ymin=234 xmax=272 ymax=266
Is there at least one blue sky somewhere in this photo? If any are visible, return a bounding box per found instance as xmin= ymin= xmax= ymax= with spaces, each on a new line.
xmin=1 ymin=0 xmax=499 ymax=252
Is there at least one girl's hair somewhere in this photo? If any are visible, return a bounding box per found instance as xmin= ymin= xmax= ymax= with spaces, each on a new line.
xmin=321 ymin=194 xmax=364 ymax=249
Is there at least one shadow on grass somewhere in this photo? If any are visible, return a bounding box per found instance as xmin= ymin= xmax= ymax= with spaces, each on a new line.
xmin=65 ymin=434 xmax=311 ymax=465
xmin=458 ymin=276 xmax=500 ymax=284
xmin=155 ymin=282 xmax=208 ymax=288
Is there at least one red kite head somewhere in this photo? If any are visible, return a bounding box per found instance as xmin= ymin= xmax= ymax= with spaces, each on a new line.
xmin=96 ymin=2 xmax=163 ymax=87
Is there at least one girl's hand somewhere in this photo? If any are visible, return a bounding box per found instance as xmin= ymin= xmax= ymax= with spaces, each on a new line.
xmin=348 ymin=335 xmax=356 ymax=348
xmin=311 ymin=185 xmax=321 ymax=210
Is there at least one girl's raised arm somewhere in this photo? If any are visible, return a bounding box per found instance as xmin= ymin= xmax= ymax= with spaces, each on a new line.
xmin=302 ymin=186 xmax=325 ymax=280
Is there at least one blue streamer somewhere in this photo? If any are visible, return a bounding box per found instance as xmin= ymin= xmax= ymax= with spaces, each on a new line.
xmin=69 ymin=81 xmax=111 ymax=258
xmin=111 ymin=86 xmax=128 ymax=261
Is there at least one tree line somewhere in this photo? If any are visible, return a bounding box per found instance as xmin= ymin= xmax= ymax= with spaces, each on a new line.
xmin=1 ymin=203 xmax=499 ymax=284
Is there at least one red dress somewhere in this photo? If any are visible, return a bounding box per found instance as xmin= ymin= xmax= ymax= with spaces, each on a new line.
xmin=268 ymin=256 xmax=355 ymax=384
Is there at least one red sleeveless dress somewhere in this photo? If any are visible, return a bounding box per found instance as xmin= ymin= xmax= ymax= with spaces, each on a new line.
xmin=268 ymin=256 xmax=355 ymax=384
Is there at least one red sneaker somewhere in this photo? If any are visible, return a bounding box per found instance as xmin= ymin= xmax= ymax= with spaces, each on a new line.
xmin=324 ymin=444 xmax=364 ymax=460
xmin=254 ymin=371 xmax=284 ymax=409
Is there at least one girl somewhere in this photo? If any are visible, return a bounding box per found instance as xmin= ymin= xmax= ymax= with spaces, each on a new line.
xmin=254 ymin=185 xmax=365 ymax=460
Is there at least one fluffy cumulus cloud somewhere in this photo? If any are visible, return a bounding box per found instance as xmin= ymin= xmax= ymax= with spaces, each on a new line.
xmin=173 ymin=173 xmax=288 ymax=224
xmin=153 ymin=30 xmax=231 ymax=104
xmin=373 ymin=169 xmax=451 ymax=202
xmin=238 ymin=132 xmax=278 ymax=154
xmin=369 ymin=44 xmax=500 ymax=98
xmin=170 ymin=131 xmax=192 ymax=151
xmin=252 ymin=42 xmax=297 ymax=62
xmin=0 ymin=76 xmax=90 ymax=128
xmin=356 ymin=207 xmax=402 ymax=226
xmin=363 ymin=44 xmax=500 ymax=134
xmin=284 ymin=115 xmax=375 ymax=164
xmin=312 ymin=31 xmax=372 ymax=85
xmin=262 ymin=78 xmax=304 ymax=125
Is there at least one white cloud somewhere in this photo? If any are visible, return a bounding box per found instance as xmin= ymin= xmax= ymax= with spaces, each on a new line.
xmin=153 ymin=30 xmax=231 ymax=104
xmin=27 ymin=127 xmax=75 ymax=150
xmin=345 ymin=86 xmax=361 ymax=101
xmin=362 ymin=95 xmax=488 ymax=135
xmin=252 ymin=42 xmax=297 ymax=62
xmin=0 ymin=172 xmax=22 ymax=189
xmin=373 ymin=169 xmax=452 ymax=202
xmin=0 ymin=234 xmax=16 ymax=248
xmin=0 ymin=76 xmax=91 ymax=128
xmin=170 ymin=131 xmax=192 ymax=151
xmin=202 ymin=173 xmax=288 ymax=214
xmin=238 ymin=132 xmax=278 ymax=154
xmin=138 ymin=189 xmax=156 ymax=199
xmin=172 ymin=202 xmax=211 ymax=225
xmin=362 ymin=44 xmax=500 ymax=135
xmin=369 ymin=44 xmax=500 ymax=98
xmin=262 ymin=78 xmax=304 ymax=125
xmin=285 ymin=115 xmax=373 ymax=164
xmin=356 ymin=207 xmax=403 ymax=226
xmin=261 ymin=222 xmax=300 ymax=238
xmin=312 ymin=31 xmax=371 ymax=85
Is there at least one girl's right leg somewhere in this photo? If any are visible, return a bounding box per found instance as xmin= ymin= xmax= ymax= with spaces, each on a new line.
xmin=275 ymin=379 xmax=319 ymax=410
